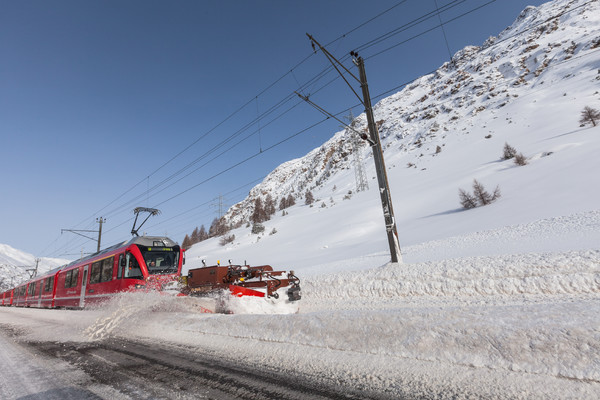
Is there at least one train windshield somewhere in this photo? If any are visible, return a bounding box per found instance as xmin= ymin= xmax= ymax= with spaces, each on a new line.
xmin=138 ymin=246 xmax=180 ymax=275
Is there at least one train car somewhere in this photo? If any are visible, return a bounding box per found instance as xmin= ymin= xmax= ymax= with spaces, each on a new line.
xmin=0 ymin=290 xmax=11 ymax=306
xmin=24 ymin=278 xmax=41 ymax=307
xmin=4 ymin=236 xmax=183 ymax=310
xmin=33 ymin=269 xmax=61 ymax=308
xmin=55 ymin=235 xmax=183 ymax=308
xmin=12 ymin=284 xmax=27 ymax=307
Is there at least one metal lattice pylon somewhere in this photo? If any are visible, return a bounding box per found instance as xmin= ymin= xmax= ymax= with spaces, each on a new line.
xmin=347 ymin=113 xmax=369 ymax=193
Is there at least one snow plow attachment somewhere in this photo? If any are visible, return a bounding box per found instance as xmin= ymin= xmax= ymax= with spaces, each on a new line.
xmin=182 ymin=264 xmax=301 ymax=302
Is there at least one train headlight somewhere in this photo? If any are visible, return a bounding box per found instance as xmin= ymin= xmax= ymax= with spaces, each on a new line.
xmin=135 ymin=284 xmax=146 ymax=289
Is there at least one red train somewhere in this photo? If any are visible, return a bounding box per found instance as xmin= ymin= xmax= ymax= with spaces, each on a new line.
xmin=0 ymin=236 xmax=184 ymax=308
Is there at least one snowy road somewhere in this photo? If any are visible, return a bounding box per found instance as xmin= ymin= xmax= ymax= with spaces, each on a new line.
xmin=0 ymin=324 xmax=101 ymax=400
xmin=0 ymin=321 xmax=376 ymax=400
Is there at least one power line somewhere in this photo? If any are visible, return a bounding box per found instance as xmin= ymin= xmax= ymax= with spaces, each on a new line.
xmin=354 ymin=0 xmax=468 ymax=55
xmin=434 ymin=0 xmax=454 ymax=60
xmin=42 ymin=1 xmax=414 ymax=228
xmin=42 ymin=0 xmax=596 ymax=257
xmin=39 ymin=4 xmax=421 ymax=253
xmin=146 ymin=177 xmax=265 ymax=231
xmin=366 ymin=0 xmax=497 ymax=60
xmin=53 ymin=3 xmax=494 ymax=246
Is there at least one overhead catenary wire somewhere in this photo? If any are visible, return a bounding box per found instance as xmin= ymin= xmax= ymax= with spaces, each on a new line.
xmin=434 ymin=0 xmax=454 ymax=60
xmin=43 ymin=0 xmax=596 ymax=258
xmin=40 ymin=0 xmax=506 ymax=257
xmin=354 ymin=0 xmax=468 ymax=55
xmin=42 ymin=1 xmax=415 ymax=234
xmin=144 ymin=177 xmax=265 ymax=232
xmin=151 ymin=2 xmax=600 ymax=222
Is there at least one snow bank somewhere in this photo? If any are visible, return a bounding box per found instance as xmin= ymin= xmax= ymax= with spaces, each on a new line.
xmin=303 ymin=250 xmax=600 ymax=310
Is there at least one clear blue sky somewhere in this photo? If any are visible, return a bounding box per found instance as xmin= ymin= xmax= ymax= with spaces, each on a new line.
xmin=0 ymin=0 xmax=547 ymax=258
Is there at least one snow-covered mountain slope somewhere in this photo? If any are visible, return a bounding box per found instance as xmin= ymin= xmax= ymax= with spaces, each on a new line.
xmin=185 ymin=0 xmax=600 ymax=272
xmin=222 ymin=0 xmax=600 ymax=229
xmin=0 ymin=243 xmax=68 ymax=290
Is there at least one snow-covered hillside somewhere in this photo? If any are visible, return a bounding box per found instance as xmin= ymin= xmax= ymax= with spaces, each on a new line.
xmin=0 ymin=244 xmax=68 ymax=291
xmin=188 ymin=0 xmax=600 ymax=270
xmin=220 ymin=1 xmax=600 ymax=233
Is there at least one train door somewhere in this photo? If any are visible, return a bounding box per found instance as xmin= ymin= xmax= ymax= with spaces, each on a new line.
xmin=117 ymin=254 xmax=125 ymax=289
xmin=79 ymin=265 xmax=89 ymax=308
xmin=37 ymin=281 xmax=43 ymax=307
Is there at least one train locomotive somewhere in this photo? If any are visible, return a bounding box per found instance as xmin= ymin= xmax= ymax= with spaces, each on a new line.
xmin=1 ymin=236 xmax=183 ymax=308
xmin=0 ymin=235 xmax=301 ymax=312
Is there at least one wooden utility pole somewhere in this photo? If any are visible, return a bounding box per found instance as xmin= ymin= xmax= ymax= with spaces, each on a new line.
xmin=353 ymin=55 xmax=402 ymax=263
xmin=25 ymin=258 xmax=40 ymax=279
xmin=96 ymin=217 xmax=105 ymax=252
xmin=301 ymin=35 xmax=402 ymax=263
xmin=61 ymin=216 xmax=105 ymax=254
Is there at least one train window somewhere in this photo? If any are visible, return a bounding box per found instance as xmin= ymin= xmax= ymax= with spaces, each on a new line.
xmin=71 ymin=269 xmax=79 ymax=287
xmin=89 ymin=257 xmax=115 ymax=284
xmin=139 ymin=247 xmax=179 ymax=275
xmin=64 ymin=269 xmax=79 ymax=288
xmin=101 ymin=257 xmax=114 ymax=282
xmin=27 ymin=282 xmax=36 ymax=296
xmin=118 ymin=254 xmax=124 ymax=279
xmin=90 ymin=261 xmax=102 ymax=284
xmin=124 ymin=253 xmax=143 ymax=279
xmin=44 ymin=276 xmax=54 ymax=292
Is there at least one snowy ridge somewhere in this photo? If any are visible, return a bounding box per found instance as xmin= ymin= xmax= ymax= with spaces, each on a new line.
xmin=0 ymin=243 xmax=69 ymax=290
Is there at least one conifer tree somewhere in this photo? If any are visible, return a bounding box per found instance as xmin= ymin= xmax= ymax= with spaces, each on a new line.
xmin=458 ymin=189 xmax=478 ymax=209
xmin=472 ymin=179 xmax=501 ymax=206
xmin=286 ymin=194 xmax=296 ymax=207
xmin=279 ymin=197 xmax=287 ymax=211
xmin=182 ymin=234 xmax=192 ymax=250
xmin=190 ymin=227 xmax=200 ymax=244
xmin=199 ymin=225 xmax=208 ymax=241
xmin=208 ymin=218 xmax=219 ymax=237
xmin=305 ymin=190 xmax=314 ymax=205
xmin=251 ymin=197 xmax=267 ymax=223
xmin=209 ymin=217 xmax=228 ymax=237
xmin=458 ymin=180 xmax=501 ymax=209
xmin=502 ymin=142 xmax=517 ymax=160
xmin=264 ymin=194 xmax=276 ymax=216
xmin=580 ymin=106 xmax=600 ymax=127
